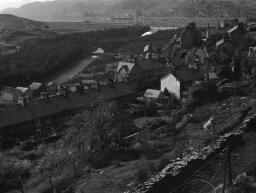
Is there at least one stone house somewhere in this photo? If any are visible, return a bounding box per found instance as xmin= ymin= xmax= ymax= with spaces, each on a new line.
xmin=116 ymin=57 xmax=166 ymax=87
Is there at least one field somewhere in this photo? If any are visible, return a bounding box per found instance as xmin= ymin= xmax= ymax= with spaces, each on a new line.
xmin=46 ymin=21 xmax=133 ymax=34
xmin=46 ymin=16 xmax=228 ymax=34
xmin=140 ymin=16 xmax=225 ymax=27
xmin=2 ymin=91 xmax=256 ymax=193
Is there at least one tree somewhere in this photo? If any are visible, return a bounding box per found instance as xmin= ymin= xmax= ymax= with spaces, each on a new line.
xmin=63 ymin=101 xmax=135 ymax=153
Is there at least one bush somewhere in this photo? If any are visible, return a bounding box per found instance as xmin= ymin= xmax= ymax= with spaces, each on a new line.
xmin=85 ymin=153 xmax=111 ymax=169
xmin=157 ymin=157 xmax=170 ymax=171
xmin=144 ymin=147 xmax=163 ymax=160
xmin=186 ymin=81 xmax=218 ymax=109
xmin=136 ymin=167 xmax=149 ymax=183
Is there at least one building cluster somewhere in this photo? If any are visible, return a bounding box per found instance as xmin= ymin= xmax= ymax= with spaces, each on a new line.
xmin=1 ymin=18 xmax=256 ymax=142
xmin=116 ymin=18 xmax=256 ymax=101
xmin=0 ymin=77 xmax=137 ymax=142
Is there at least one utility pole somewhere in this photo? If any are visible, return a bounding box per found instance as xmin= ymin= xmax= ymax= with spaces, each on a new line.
xmin=222 ymin=142 xmax=232 ymax=193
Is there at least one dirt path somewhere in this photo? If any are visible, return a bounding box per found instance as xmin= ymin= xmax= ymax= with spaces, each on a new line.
xmin=49 ymin=58 xmax=94 ymax=84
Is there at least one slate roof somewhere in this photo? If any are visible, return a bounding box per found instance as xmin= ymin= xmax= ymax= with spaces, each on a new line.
xmin=0 ymin=84 xmax=137 ymax=128
xmin=1 ymin=87 xmax=23 ymax=96
xmin=216 ymin=39 xmax=225 ymax=47
xmin=175 ymin=68 xmax=203 ymax=82
xmin=92 ymin=48 xmax=104 ymax=54
xmin=144 ymin=44 xmax=158 ymax=53
xmin=117 ymin=61 xmax=135 ymax=73
xmin=144 ymin=89 xmax=162 ymax=99
xmin=30 ymin=82 xmax=42 ymax=90
xmin=16 ymin=87 xmax=29 ymax=93
xmin=227 ymin=25 xmax=238 ymax=34
xmin=137 ymin=58 xmax=165 ymax=70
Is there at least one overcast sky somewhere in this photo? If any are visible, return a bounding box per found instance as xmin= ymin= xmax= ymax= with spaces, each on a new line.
xmin=0 ymin=0 xmax=51 ymax=11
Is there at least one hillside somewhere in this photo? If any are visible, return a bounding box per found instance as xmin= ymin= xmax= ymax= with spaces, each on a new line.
xmin=0 ymin=14 xmax=55 ymax=44
xmin=113 ymin=0 xmax=256 ymax=18
xmin=0 ymin=0 xmax=122 ymax=21
xmin=1 ymin=0 xmax=256 ymax=21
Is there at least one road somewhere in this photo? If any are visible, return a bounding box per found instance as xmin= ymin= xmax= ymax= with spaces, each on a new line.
xmin=49 ymin=58 xmax=94 ymax=84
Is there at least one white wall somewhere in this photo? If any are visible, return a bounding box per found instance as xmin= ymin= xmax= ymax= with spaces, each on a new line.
xmin=161 ymin=74 xmax=180 ymax=99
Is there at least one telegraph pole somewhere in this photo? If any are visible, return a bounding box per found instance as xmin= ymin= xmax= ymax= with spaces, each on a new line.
xmin=222 ymin=142 xmax=232 ymax=193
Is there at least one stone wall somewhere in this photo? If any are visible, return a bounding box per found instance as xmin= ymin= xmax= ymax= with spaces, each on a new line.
xmin=127 ymin=114 xmax=256 ymax=193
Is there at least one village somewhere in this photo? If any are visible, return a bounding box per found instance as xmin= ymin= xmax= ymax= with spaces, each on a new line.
xmin=0 ymin=18 xmax=255 ymax=141
xmin=1 ymin=18 xmax=256 ymax=193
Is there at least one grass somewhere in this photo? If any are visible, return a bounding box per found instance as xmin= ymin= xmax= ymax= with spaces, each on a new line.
xmin=3 ymin=94 xmax=256 ymax=193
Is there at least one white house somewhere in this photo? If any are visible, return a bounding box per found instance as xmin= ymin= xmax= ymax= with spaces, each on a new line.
xmin=144 ymin=44 xmax=159 ymax=60
xmin=92 ymin=48 xmax=104 ymax=55
xmin=1 ymin=87 xmax=23 ymax=102
xmin=161 ymin=69 xmax=203 ymax=100
xmin=116 ymin=61 xmax=136 ymax=82
xmin=161 ymin=73 xmax=181 ymax=99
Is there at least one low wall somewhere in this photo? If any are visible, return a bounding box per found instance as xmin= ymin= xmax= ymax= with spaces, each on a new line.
xmin=127 ymin=114 xmax=256 ymax=193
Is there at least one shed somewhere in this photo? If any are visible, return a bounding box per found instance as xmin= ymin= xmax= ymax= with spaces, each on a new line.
xmin=143 ymin=89 xmax=162 ymax=100
xmin=29 ymin=82 xmax=46 ymax=97
xmin=161 ymin=69 xmax=203 ymax=99
xmin=1 ymin=87 xmax=23 ymax=102
xmin=92 ymin=48 xmax=104 ymax=55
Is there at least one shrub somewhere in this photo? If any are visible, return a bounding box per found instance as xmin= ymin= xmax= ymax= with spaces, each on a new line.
xmin=157 ymin=157 xmax=170 ymax=171
xmin=136 ymin=167 xmax=149 ymax=183
xmin=88 ymin=153 xmax=111 ymax=169
xmin=144 ymin=147 xmax=163 ymax=160
xmin=186 ymin=81 xmax=218 ymax=109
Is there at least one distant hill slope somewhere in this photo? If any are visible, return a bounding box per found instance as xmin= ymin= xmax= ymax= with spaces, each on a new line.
xmin=112 ymin=0 xmax=256 ymax=18
xmin=0 ymin=14 xmax=56 ymax=44
xmin=1 ymin=0 xmax=256 ymax=21
xmin=0 ymin=0 xmax=121 ymax=21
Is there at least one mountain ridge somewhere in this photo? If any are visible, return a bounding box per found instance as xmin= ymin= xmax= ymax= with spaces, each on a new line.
xmin=1 ymin=0 xmax=256 ymax=21
xmin=0 ymin=14 xmax=56 ymax=44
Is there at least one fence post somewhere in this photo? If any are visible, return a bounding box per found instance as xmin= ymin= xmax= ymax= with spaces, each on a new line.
xmin=227 ymin=144 xmax=232 ymax=186
xmin=72 ymin=160 xmax=78 ymax=177
xmin=19 ymin=176 xmax=25 ymax=193
xmin=49 ymin=176 xmax=53 ymax=193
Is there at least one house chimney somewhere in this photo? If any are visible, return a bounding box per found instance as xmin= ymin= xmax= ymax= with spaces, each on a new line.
xmin=206 ymin=23 xmax=210 ymax=39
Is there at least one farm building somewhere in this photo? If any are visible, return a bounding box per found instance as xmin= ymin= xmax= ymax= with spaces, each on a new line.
xmin=227 ymin=23 xmax=248 ymax=44
xmin=0 ymin=84 xmax=137 ymax=141
xmin=111 ymin=10 xmax=138 ymax=25
xmin=0 ymin=87 xmax=24 ymax=102
xmin=180 ymin=22 xmax=202 ymax=50
xmin=215 ymin=38 xmax=234 ymax=63
xmin=161 ymin=68 xmax=203 ymax=99
xmin=116 ymin=57 xmax=166 ymax=86
xmin=143 ymin=89 xmax=163 ymax=100
xmin=144 ymin=44 xmax=159 ymax=60
xmin=29 ymin=82 xmax=46 ymax=97
xmin=92 ymin=47 xmax=105 ymax=55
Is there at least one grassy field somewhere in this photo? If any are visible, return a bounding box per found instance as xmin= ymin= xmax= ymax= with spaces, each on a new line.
xmin=1 ymin=93 xmax=255 ymax=193
xmin=46 ymin=16 xmax=225 ymax=34
xmin=46 ymin=21 xmax=133 ymax=34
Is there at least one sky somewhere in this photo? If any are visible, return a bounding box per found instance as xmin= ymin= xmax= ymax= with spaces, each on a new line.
xmin=0 ymin=0 xmax=50 ymax=11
